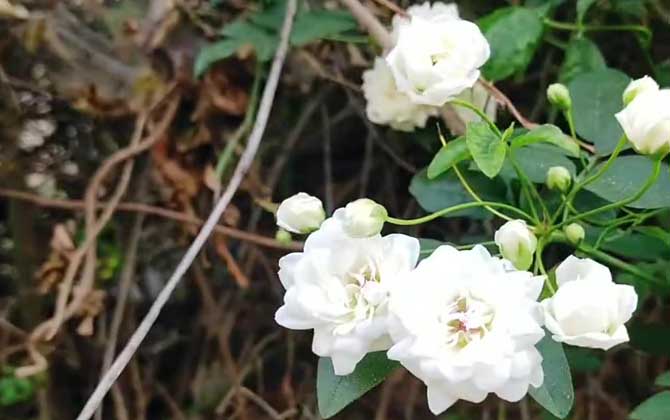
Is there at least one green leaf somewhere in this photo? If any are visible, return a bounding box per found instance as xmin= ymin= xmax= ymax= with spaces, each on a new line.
xmin=655 ymin=372 xmax=670 ymax=387
xmin=631 ymin=391 xmax=670 ymax=420
xmin=409 ymin=169 xmax=507 ymax=219
xmin=497 ymin=144 xmax=576 ymax=183
xmin=511 ymin=124 xmax=580 ymax=157
xmin=317 ymin=352 xmax=399 ymax=418
xmin=559 ymin=38 xmax=606 ymax=83
xmin=221 ymin=20 xmax=278 ymax=61
xmin=577 ymin=0 xmax=597 ymax=22
xmin=466 ymin=122 xmax=506 ymax=178
xmin=194 ymin=40 xmax=243 ymax=78
xmin=568 ymin=69 xmax=631 ymax=154
xmin=480 ymin=7 xmax=544 ymax=81
xmin=565 ymin=347 xmax=602 ymax=373
xmin=291 ymin=10 xmax=357 ymax=46
xmin=427 ymin=137 xmax=470 ymax=179
xmin=584 ymin=156 xmax=670 ymax=209
xmin=195 ymin=5 xmax=357 ymax=76
xmin=598 ymin=230 xmax=670 ymax=261
xmin=0 ymin=375 xmax=34 ymax=406
xmin=529 ymin=334 xmax=575 ymax=419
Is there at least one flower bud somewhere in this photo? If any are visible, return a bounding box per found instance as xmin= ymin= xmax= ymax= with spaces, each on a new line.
xmin=622 ymin=76 xmax=659 ymax=106
xmin=494 ymin=220 xmax=537 ymax=270
xmin=546 ymin=166 xmax=572 ymax=192
xmin=342 ymin=198 xmax=388 ymax=238
xmin=547 ymin=83 xmax=572 ymax=110
xmin=276 ymin=192 xmax=325 ymax=234
xmin=275 ymin=229 xmax=292 ymax=245
xmin=563 ymin=223 xmax=585 ymax=245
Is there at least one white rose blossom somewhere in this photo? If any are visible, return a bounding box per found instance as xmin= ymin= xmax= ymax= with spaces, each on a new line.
xmin=615 ymin=76 xmax=670 ymax=155
xmin=275 ymin=209 xmax=420 ymax=375
xmin=362 ymin=58 xmax=438 ymax=132
xmin=386 ymin=14 xmax=490 ymax=106
xmin=388 ymin=245 xmax=545 ymax=415
xmin=391 ymin=1 xmax=460 ymax=43
xmin=494 ymin=220 xmax=538 ymax=271
xmin=542 ymin=256 xmax=638 ymax=351
xmin=276 ymin=192 xmax=325 ymax=234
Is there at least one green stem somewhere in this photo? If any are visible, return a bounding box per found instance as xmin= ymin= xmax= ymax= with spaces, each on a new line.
xmin=509 ymin=150 xmax=546 ymax=222
xmin=386 ymin=201 xmax=532 ymax=226
xmin=543 ymin=18 xmax=651 ymax=38
xmin=577 ymin=243 xmax=662 ymax=286
xmin=453 ymin=165 xmax=518 ymax=221
xmin=449 ymin=98 xmax=501 ymax=136
xmin=563 ymin=109 xmax=589 ymax=166
xmin=535 ymin=239 xmax=555 ymax=294
xmin=559 ymin=156 xmax=662 ymax=228
xmin=551 ymin=136 xmax=627 ymax=225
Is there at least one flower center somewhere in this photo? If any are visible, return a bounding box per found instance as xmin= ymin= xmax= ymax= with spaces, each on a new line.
xmin=439 ymin=292 xmax=495 ymax=349
xmin=332 ymin=258 xmax=387 ymax=335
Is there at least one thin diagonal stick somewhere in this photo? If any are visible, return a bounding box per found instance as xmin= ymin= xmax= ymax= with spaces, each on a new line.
xmin=73 ymin=1 xmax=298 ymax=418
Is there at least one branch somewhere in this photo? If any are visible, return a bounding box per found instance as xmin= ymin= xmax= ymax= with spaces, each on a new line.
xmin=73 ymin=1 xmax=298 ymax=418
xmin=0 ymin=188 xmax=302 ymax=250
xmin=339 ymin=0 xmax=393 ymax=50
xmin=477 ymin=78 xmax=538 ymax=130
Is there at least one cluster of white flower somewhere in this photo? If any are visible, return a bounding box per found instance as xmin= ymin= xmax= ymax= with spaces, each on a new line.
xmin=362 ymin=2 xmax=494 ymax=132
xmin=616 ymin=75 xmax=670 ymax=155
xmin=273 ymin=194 xmax=638 ymax=414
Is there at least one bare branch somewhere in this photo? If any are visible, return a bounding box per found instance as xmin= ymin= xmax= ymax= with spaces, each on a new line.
xmin=73 ymin=1 xmax=298 ymax=418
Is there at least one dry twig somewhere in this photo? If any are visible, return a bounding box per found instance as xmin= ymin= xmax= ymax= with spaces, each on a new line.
xmin=339 ymin=0 xmax=393 ymax=50
xmin=74 ymin=1 xmax=298 ymax=418
xmin=0 ymin=188 xmax=302 ymax=250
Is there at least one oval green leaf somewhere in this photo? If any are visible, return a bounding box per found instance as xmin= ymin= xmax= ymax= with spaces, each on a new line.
xmin=631 ymin=391 xmax=670 ymax=420
xmin=466 ymin=122 xmax=507 ymax=179
xmin=584 ymin=155 xmax=670 ymax=209
xmin=511 ymin=124 xmax=580 ymax=157
xmin=317 ymin=352 xmax=399 ymax=418
xmin=568 ymin=68 xmax=631 ymax=154
xmin=529 ymin=334 xmax=575 ymax=419
xmin=480 ymin=7 xmax=544 ymax=81
xmin=427 ymin=137 xmax=470 ymax=179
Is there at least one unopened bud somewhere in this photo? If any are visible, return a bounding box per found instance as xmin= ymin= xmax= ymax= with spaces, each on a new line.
xmin=276 ymin=192 xmax=325 ymax=234
xmin=275 ymin=229 xmax=292 ymax=245
xmin=547 ymin=83 xmax=572 ymax=110
xmin=564 ymin=223 xmax=585 ymax=245
xmin=342 ymin=198 xmax=387 ymax=238
xmin=546 ymin=166 xmax=572 ymax=192
xmin=494 ymin=220 xmax=537 ymax=271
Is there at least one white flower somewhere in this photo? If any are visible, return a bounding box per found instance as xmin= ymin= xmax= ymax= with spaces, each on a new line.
xmin=362 ymin=58 xmax=438 ymax=131
xmin=385 ymin=15 xmax=490 ymax=106
xmin=615 ymin=77 xmax=670 ymax=155
xmin=622 ymin=75 xmax=659 ymax=106
xmin=341 ymin=198 xmax=388 ymax=238
xmin=276 ymin=193 xmax=325 ymax=234
xmin=388 ymin=245 xmax=545 ymax=415
xmin=391 ymin=1 xmax=460 ymax=43
xmin=275 ymin=209 xmax=420 ymax=375
xmin=542 ymin=256 xmax=638 ymax=350
xmin=494 ymin=220 xmax=537 ymax=271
